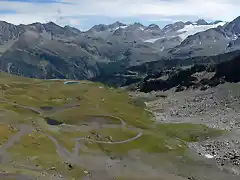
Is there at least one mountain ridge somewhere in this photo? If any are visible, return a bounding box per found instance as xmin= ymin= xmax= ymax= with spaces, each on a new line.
xmin=0 ymin=17 xmax=240 ymax=82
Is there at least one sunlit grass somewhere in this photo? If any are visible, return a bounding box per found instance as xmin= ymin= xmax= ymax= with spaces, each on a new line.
xmin=0 ymin=72 xmax=224 ymax=179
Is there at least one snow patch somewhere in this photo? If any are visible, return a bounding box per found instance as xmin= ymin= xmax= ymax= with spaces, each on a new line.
xmin=144 ymin=37 xmax=164 ymax=43
xmin=120 ymin=25 xmax=128 ymax=29
xmin=115 ymin=25 xmax=128 ymax=30
xmin=204 ymin=154 xmax=215 ymax=159
xmin=177 ymin=22 xmax=226 ymax=41
xmin=232 ymin=34 xmax=238 ymax=40
xmin=145 ymin=29 xmax=153 ymax=32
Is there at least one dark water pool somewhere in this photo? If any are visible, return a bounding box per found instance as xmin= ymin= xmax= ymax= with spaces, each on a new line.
xmin=40 ymin=106 xmax=54 ymax=111
xmin=45 ymin=118 xmax=63 ymax=125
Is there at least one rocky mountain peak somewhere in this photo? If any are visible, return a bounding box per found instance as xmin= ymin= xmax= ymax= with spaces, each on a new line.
xmin=42 ymin=21 xmax=66 ymax=35
xmin=224 ymin=16 xmax=240 ymax=37
xmin=109 ymin=21 xmax=127 ymax=29
xmin=145 ymin=24 xmax=161 ymax=31
xmin=0 ymin=21 xmax=22 ymax=44
xmin=43 ymin=21 xmax=63 ymax=31
xmin=196 ymin=19 xmax=209 ymax=25
xmin=211 ymin=20 xmax=224 ymax=25
xmin=163 ymin=21 xmax=185 ymax=33
xmin=87 ymin=21 xmax=127 ymax=33
xmin=133 ymin=22 xmax=144 ymax=26
xmin=127 ymin=22 xmax=145 ymax=31
xmin=87 ymin=24 xmax=108 ymax=32
xmin=185 ymin=21 xmax=193 ymax=25
xmin=0 ymin=20 xmax=13 ymax=26
xmin=63 ymin=25 xmax=82 ymax=36
xmin=25 ymin=22 xmax=45 ymax=33
xmin=112 ymin=27 xmax=125 ymax=36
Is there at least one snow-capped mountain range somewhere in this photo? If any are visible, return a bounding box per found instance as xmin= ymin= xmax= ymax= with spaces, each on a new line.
xmin=83 ymin=19 xmax=236 ymax=59
xmin=94 ymin=19 xmax=240 ymax=57
xmin=1 ymin=17 xmax=240 ymax=80
xmin=176 ymin=22 xmax=225 ymax=41
xmin=86 ymin=19 xmax=227 ymax=43
xmin=144 ymin=20 xmax=226 ymax=43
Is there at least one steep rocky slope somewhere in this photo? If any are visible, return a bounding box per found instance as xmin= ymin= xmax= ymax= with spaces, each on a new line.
xmin=93 ymin=50 xmax=240 ymax=88
xmin=140 ymin=52 xmax=240 ymax=92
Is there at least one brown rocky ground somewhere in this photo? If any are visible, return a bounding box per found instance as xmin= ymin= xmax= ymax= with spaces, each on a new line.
xmin=132 ymin=82 xmax=240 ymax=177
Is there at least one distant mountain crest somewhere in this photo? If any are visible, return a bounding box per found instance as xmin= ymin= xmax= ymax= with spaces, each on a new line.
xmin=211 ymin=20 xmax=224 ymax=25
xmin=224 ymin=16 xmax=240 ymax=37
xmin=145 ymin=24 xmax=161 ymax=31
xmin=127 ymin=22 xmax=145 ymax=30
xmin=162 ymin=21 xmax=185 ymax=33
xmin=108 ymin=21 xmax=127 ymax=29
xmin=195 ymin=19 xmax=208 ymax=25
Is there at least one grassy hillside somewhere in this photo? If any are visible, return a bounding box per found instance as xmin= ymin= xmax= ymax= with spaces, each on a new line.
xmin=0 ymin=72 xmax=223 ymax=179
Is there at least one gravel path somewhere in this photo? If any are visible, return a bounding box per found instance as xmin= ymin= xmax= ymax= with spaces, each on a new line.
xmin=0 ymin=99 xmax=41 ymax=115
xmin=0 ymin=173 xmax=34 ymax=180
xmin=0 ymin=125 xmax=33 ymax=164
xmin=0 ymin=125 xmax=34 ymax=179
xmin=72 ymin=132 xmax=142 ymax=156
xmin=0 ymin=99 xmax=81 ymax=116
xmin=0 ymin=99 xmax=143 ymax=179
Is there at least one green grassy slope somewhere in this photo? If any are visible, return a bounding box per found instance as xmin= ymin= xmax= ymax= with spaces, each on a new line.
xmin=0 ymin=72 xmax=222 ymax=179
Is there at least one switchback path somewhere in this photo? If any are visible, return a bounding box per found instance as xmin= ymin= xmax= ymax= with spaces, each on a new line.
xmin=0 ymin=99 xmax=143 ymax=179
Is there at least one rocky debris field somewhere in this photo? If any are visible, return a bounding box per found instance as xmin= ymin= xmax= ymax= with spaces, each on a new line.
xmin=137 ymin=82 xmax=240 ymax=176
xmin=189 ymin=134 xmax=240 ymax=175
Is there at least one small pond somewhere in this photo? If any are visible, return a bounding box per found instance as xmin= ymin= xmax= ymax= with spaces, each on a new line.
xmin=64 ymin=81 xmax=80 ymax=85
xmin=40 ymin=106 xmax=54 ymax=111
xmin=45 ymin=118 xmax=64 ymax=125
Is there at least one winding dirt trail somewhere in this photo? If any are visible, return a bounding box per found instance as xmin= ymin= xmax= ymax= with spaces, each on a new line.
xmin=0 ymin=99 xmax=42 ymax=115
xmin=0 ymin=125 xmax=34 ymax=179
xmin=0 ymin=99 xmax=81 ymax=116
xmin=72 ymin=132 xmax=142 ymax=156
xmin=0 ymin=99 xmax=143 ymax=179
xmin=0 ymin=125 xmax=33 ymax=163
xmin=0 ymin=173 xmax=34 ymax=180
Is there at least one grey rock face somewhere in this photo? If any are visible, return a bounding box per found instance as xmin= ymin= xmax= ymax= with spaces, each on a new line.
xmin=0 ymin=21 xmax=23 ymax=44
xmin=163 ymin=21 xmax=185 ymax=33
xmin=224 ymin=16 xmax=240 ymax=37
xmin=196 ymin=19 xmax=209 ymax=25
xmin=108 ymin=21 xmax=127 ymax=29
xmin=145 ymin=24 xmax=161 ymax=31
